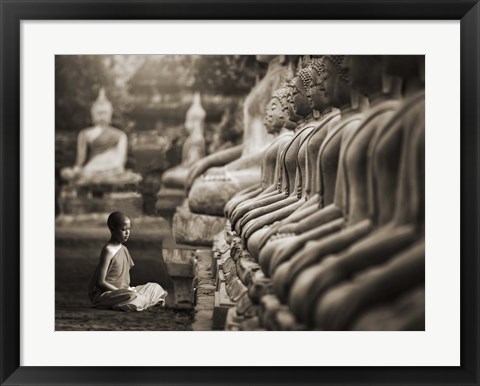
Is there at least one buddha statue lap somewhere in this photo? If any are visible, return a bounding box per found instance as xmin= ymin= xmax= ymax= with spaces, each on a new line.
xmin=314 ymin=239 xmax=425 ymax=330
xmin=187 ymin=56 xmax=289 ymax=216
xmin=351 ymin=285 xmax=425 ymax=330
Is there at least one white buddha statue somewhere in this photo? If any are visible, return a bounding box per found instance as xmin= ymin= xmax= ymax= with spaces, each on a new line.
xmin=160 ymin=92 xmax=206 ymax=189
xmin=61 ymin=89 xmax=141 ymax=186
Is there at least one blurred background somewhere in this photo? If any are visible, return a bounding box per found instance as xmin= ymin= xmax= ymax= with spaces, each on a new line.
xmin=55 ymin=55 xmax=266 ymax=215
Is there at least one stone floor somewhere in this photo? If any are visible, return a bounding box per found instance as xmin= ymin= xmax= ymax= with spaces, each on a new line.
xmin=55 ymin=256 xmax=193 ymax=331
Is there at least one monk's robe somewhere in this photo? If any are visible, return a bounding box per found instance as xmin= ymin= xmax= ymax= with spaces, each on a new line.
xmin=88 ymin=245 xmax=167 ymax=312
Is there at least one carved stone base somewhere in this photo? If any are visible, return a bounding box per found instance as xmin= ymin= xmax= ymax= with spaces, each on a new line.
xmin=173 ymin=202 xmax=225 ymax=246
xmin=156 ymin=187 xmax=186 ymax=214
xmin=59 ymin=185 xmax=143 ymax=217
xmin=164 ymin=248 xmax=196 ymax=310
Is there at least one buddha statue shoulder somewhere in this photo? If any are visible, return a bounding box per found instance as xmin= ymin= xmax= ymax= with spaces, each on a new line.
xmin=60 ymin=88 xmax=141 ymax=186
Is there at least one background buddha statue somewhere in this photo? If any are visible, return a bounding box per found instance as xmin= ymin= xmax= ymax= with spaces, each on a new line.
xmin=60 ymin=88 xmax=141 ymax=186
xmin=187 ymin=55 xmax=289 ymax=216
xmin=159 ymin=92 xmax=206 ymax=190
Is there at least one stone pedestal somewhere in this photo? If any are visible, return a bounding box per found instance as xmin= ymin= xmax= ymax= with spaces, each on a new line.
xmin=59 ymin=183 xmax=143 ymax=217
xmin=173 ymin=202 xmax=225 ymax=246
xmin=163 ymin=247 xmax=197 ymax=310
xmin=156 ymin=187 xmax=186 ymax=215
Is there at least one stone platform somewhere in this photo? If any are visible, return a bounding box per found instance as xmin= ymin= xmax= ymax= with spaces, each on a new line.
xmin=59 ymin=183 xmax=143 ymax=217
xmin=173 ymin=202 xmax=225 ymax=246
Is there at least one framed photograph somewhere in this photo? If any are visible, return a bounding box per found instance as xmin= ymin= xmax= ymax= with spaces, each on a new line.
xmin=1 ymin=0 xmax=479 ymax=385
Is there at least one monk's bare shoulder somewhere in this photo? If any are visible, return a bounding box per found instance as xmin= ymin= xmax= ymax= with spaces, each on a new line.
xmin=99 ymin=244 xmax=118 ymax=263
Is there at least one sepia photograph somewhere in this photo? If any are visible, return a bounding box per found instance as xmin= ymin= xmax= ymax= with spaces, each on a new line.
xmin=55 ymin=54 xmax=425 ymax=332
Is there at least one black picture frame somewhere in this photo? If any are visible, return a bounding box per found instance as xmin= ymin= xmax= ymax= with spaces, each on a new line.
xmin=1 ymin=1 xmax=479 ymax=385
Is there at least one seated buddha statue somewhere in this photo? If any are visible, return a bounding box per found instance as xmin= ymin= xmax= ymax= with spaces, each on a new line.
xmin=248 ymin=56 xmax=366 ymax=307
xmin=160 ymin=92 xmax=206 ymax=189
xmin=230 ymin=73 xmax=316 ymax=239
xmin=60 ymin=88 xmax=141 ymax=186
xmin=242 ymin=57 xmax=349 ymax=259
xmin=187 ymin=55 xmax=289 ymax=216
xmin=224 ymin=87 xmax=296 ymax=218
xmin=268 ymin=55 xmax=406 ymax=308
xmin=310 ymin=57 xmax=425 ymax=330
xmin=255 ymin=55 xmax=367 ymax=275
xmin=227 ymin=78 xmax=308 ymax=229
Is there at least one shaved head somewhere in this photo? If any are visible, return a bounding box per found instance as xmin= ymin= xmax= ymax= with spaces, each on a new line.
xmin=107 ymin=211 xmax=130 ymax=230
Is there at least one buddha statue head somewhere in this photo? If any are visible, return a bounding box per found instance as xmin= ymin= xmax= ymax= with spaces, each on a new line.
xmin=290 ymin=75 xmax=312 ymax=118
xmin=263 ymin=99 xmax=276 ymax=134
xmin=267 ymin=87 xmax=291 ymax=133
xmin=91 ymin=88 xmax=113 ymax=126
xmin=317 ymin=55 xmax=351 ymax=108
xmin=344 ymin=55 xmax=383 ymax=97
xmin=305 ymin=57 xmax=330 ymax=111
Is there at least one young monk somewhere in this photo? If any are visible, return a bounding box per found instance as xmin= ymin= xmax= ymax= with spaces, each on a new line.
xmin=88 ymin=211 xmax=168 ymax=311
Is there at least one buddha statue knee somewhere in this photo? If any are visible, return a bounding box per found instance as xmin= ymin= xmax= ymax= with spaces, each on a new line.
xmin=288 ymin=223 xmax=417 ymax=325
xmin=268 ymin=217 xmax=346 ymax=276
xmin=60 ymin=88 xmax=141 ymax=186
xmin=272 ymin=218 xmax=373 ymax=302
xmin=224 ymin=184 xmax=262 ymax=218
xmin=352 ymin=285 xmax=425 ymax=330
xmin=313 ymin=239 xmax=424 ymax=330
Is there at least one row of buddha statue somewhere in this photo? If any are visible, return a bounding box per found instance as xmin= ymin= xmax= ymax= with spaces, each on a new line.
xmin=185 ymin=55 xmax=425 ymax=330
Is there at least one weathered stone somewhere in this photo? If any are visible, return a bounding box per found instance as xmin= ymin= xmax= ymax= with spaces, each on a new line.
xmin=224 ymin=308 xmax=242 ymax=331
xmin=59 ymin=189 xmax=143 ymax=217
xmin=259 ymin=294 xmax=282 ymax=330
xmin=236 ymin=292 xmax=258 ymax=318
xmin=248 ymin=271 xmax=273 ymax=304
xmin=173 ymin=202 xmax=225 ymax=246
xmin=211 ymin=251 xmax=222 ymax=278
xmin=236 ymin=257 xmax=261 ymax=286
xmin=155 ymin=187 xmax=186 ymax=214
xmin=216 ymin=269 xmax=225 ymax=291
xmin=212 ymin=283 xmax=235 ymax=330
xmin=226 ymin=278 xmax=248 ymax=301
xmin=192 ymin=247 xmax=215 ymax=331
